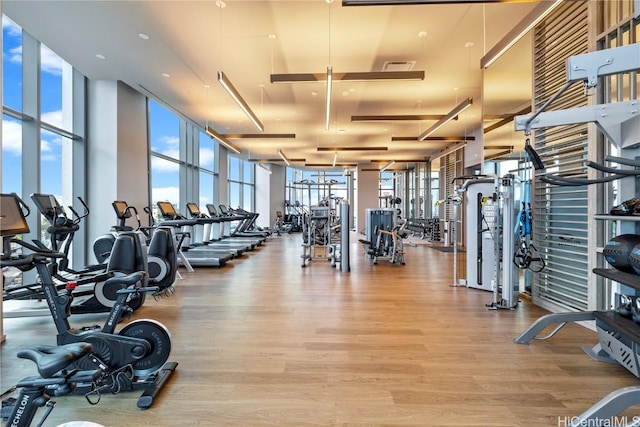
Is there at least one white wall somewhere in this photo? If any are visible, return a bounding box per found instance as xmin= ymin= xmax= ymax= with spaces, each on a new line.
xmin=86 ymin=80 xmax=149 ymax=260
xmin=255 ymin=163 xmax=285 ymax=228
xmin=356 ymin=165 xmax=380 ymax=233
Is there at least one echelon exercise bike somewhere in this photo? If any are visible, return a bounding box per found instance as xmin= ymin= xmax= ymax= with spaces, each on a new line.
xmin=1 ymin=342 xmax=106 ymax=427
xmin=1 ymin=193 xmax=178 ymax=410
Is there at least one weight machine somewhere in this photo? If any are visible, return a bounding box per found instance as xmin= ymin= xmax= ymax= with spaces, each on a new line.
xmin=513 ymin=43 xmax=640 ymax=426
xmin=358 ymin=208 xmax=407 ymax=265
xmin=298 ymin=179 xmax=346 ymax=267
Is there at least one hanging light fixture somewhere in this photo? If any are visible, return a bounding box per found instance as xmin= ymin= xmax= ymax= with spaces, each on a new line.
xmin=325 ymin=66 xmax=333 ymax=131
xmin=418 ymin=98 xmax=473 ymax=141
xmin=380 ymin=160 xmax=395 ymax=172
xmin=480 ymin=0 xmax=562 ymax=69
xmin=257 ymin=163 xmax=272 ymax=174
xmin=218 ymin=71 xmax=264 ymax=131
xmin=278 ymin=149 xmax=291 ymax=166
xmin=206 ymin=126 xmax=241 ymax=154
xmin=332 ymin=151 xmax=338 ymax=167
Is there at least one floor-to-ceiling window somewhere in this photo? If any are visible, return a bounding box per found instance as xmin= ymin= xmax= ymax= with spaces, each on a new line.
xmin=2 ymin=16 xmax=23 ymax=195
xmin=2 ymin=16 xmax=84 ymax=226
xmin=227 ymin=156 xmax=254 ymax=212
xmin=149 ymin=99 xmax=181 ymax=216
xmin=2 ymin=14 xmax=86 ymax=267
xmin=378 ymin=171 xmax=395 ymax=208
xmin=199 ymin=130 xmax=216 ymax=213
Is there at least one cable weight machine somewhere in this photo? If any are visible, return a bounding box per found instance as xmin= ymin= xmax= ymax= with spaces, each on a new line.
xmin=453 ymin=175 xmax=519 ymax=308
xmin=512 ymin=43 xmax=640 ymax=426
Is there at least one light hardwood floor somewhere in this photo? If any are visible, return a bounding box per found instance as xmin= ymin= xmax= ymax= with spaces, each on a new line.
xmin=2 ymin=233 xmax=640 ymax=426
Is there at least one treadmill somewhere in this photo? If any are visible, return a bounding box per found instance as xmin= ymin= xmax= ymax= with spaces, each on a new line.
xmin=156 ymin=201 xmax=233 ymax=269
xmin=206 ymin=204 xmax=265 ymax=247
xmin=184 ymin=202 xmax=254 ymax=255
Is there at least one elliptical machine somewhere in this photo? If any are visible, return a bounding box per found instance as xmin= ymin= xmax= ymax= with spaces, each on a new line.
xmin=12 ymin=193 xmax=149 ymax=314
xmin=92 ymin=201 xmax=178 ymax=298
xmin=1 ymin=193 xmax=177 ymax=409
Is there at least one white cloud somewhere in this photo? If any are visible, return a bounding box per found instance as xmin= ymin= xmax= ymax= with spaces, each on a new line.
xmin=6 ymin=45 xmax=22 ymax=65
xmin=42 ymin=110 xmax=63 ymax=129
xmin=1 ymin=119 xmax=22 ymax=156
xmin=199 ymin=195 xmax=212 ymax=207
xmin=151 ymin=155 xmax=179 ymax=172
xmin=151 ymin=136 xmax=180 ymax=159
xmin=159 ymin=135 xmax=179 ymax=147
xmin=2 ymin=16 xmax=21 ymax=37
xmin=40 ymin=44 xmax=64 ymax=76
xmin=200 ymin=148 xmax=215 ymax=167
xmin=153 ymin=187 xmax=180 ymax=207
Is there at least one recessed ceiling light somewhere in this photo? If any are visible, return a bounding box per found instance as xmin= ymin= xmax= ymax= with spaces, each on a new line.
xmin=204 ymin=84 xmax=210 ymax=88
xmin=342 ymin=91 xmax=350 ymax=97
xmin=268 ymin=34 xmax=277 ymax=40
xmin=311 ymin=91 xmax=318 ymax=97
xmin=96 ymin=54 xmax=106 ymax=60
xmin=338 ymin=129 xmax=346 ymax=134
xmin=162 ymin=73 xmax=170 ymax=78
xmin=139 ymin=33 xmax=150 ymax=40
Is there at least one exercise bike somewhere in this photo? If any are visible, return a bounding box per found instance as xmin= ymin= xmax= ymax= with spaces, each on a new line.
xmin=1 ymin=342 xmax=106 ymax=427
xmin=1 ymin=193 xmax=178 ymax=410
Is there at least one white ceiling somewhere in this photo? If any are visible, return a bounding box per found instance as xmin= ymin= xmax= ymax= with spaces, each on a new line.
xmin=3 ymin=0 xmax=538 ymax=169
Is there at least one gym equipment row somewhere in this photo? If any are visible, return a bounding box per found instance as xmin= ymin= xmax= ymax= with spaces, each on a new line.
xmin=1 ymin=193 xmax=178 ymax=425
xmin=3 ymin=194 xmax=177 ymax=317
xmin=403 ymin=218 xmax=441 ymax=242
xmin=359 ymin=208 xmax=408 ymax=266
xmin=513 ymin=44 xmax=640 ymax=426
xmin=93 ymin=200 xmax=178 ymax=300
xmin=156 ymin=201 xmax=271 ymax=271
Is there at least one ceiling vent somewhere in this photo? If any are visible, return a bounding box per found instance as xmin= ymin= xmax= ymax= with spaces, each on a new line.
xmin=382 ymin=61 xmax=416 ymax=72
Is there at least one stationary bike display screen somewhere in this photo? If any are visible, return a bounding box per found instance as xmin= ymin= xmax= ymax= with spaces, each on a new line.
xmin=157 ymin=201 xmax=178 ymax=218
xmin=112 ymin=201 xmax=131 ymax=219
xmin=31 ymin=193 xmax=65 ymax=222
xmin=186 ymin=203 xmax=200 ymax=216
xmin=0 ymin=193 xmax=31 ymax=236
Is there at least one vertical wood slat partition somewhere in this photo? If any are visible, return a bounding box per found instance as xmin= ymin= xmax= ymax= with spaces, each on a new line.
xmin=531 ymin=0 xmax=590 ymax=312
xmin=2 ymin=234 xmax=640 ymax=426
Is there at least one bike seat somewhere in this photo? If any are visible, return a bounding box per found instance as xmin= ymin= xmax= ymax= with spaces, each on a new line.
xmin=104 ymin=271 xmax=145 ymax=288
xmin=17 ymin=343 xmax=92 ymax=379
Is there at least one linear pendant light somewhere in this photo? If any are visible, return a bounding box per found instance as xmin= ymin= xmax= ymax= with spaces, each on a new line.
xmin=418 ymin=98 xmax=473 ymax=141
xmin=379 ymin=160 xmax=395 ymax=172
xmin=317 ymin=146 xmax=388 ymax=151
xmin=257 ymin=163 xmax=272 ymax=174
xmin=278 ymin=149 xmax=291 ymax=166
xmin=325 ymin=66 xmax=333 ymax=131
xmin=480 ymin=0 xmax=563 ymax=69
xmin=218 ymin=71 xmax=264 ymax=131
xmin=270 ymin=70 xmax=424 ymax=83
xmin=332 ymin=151 xmax=338 ymax=167
xmin=206 ymin=126 xmax=241 ymax=154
